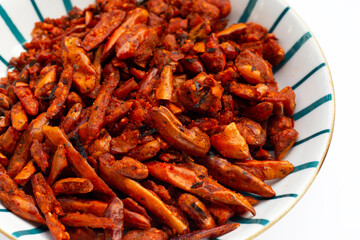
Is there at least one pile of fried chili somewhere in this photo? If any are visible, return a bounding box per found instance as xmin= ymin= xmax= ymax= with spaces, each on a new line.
xmin=0 ymin=0 xmax=298 ymax=239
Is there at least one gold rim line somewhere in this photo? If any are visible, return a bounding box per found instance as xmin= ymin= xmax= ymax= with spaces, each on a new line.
xmin=246 ymin=0 xmax=336 ymax=239
xmin=0 ymin=226 xmax=16 ymax=240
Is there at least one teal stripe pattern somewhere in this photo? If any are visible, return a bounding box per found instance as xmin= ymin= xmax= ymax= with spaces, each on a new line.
xmin=63 ymin=0 xmax=73 ymax=13
xmin=0 ymin=4 xmax=26 ymax=49
xmin=292 ymin=63 xmax=326 ymax=90
xmin=269 ymin=7 xmax=290 ymax=33
xmin=273 ymin=32 xmax=312 ymax=74
xmin=232 ymin=216 xmax=270 ymax=226
xmin=0 ymin=55 xmax=9 ymax=66
xmin=293 ymin=129 xmax=330 ymax=147
xmin=243 ymin=193 xmax=298 ymax=200
xmin=238 ymin=0 xmax=257 ymax=23
xmin=293 ymin=94 xmax=332 ymax=121
xmin=292 ymin=161 xmax=319 ymax=173
xmin=12 ymin=226 xmax=48 ymax=238
xmin=0 ymin=209 xmax=10 ymax=212
xmin=264 ymin=128 xmax=330 ymax=151
xmin=219 ymin=7 xmax=326 ymax=234
xmin=30 ymin=0 xmax=44 ymax=22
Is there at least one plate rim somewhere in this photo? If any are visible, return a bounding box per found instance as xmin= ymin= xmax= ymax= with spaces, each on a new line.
xmin=246 ymin=0 xmax=336 ymax=238
xmin=0 ymin=0 xmax=336 ymax=239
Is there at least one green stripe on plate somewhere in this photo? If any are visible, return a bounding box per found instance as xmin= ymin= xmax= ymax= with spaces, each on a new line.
xmin=238 ymin=0 xmax=257 ymax=23
xmin=231 ymin=216 xmax=270 ymax=226
xmin=293 ymin=129 xmax=330 ymax=147
xmin=243 ymin=193 xmax=298 ymax=200
xmin=30 ymin=0 xmax=44 ymax=22
xmin=0 ymin=55 xmax=9 ymax=66
xmin=292 ymin=63 xmax=326 ymax=90
xmin=292 ymin=161 xmax=319 ymax=173
xmin=63 ymin=0 xmax=73 ymax=13
xmin=263 ymin=128 xmax=330 ymax=151
xmin=269 ymin=7 xmax=290 ymax=33
xmin=263 ymin=129 xmax=330 ymax=151
xmin=12 ymin=226 xmax=48 ymax=238
xmin=293 ymin=94 xmax=332 ymax=121
xmin=0 ymin=209 xmax=10 ymax=212
xmin=273 ymin=32 xmax=312 ymax=74
xmin=0 ymin=4 xmax=26 ymax=49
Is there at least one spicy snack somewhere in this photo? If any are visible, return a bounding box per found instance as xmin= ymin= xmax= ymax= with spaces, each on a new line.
xmin=0 ymin=0 xmax=298 ymax=239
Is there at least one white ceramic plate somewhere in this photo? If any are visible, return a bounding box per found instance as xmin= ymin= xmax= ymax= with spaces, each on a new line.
xmin=0 ymin=0 xmax=335 ymax=239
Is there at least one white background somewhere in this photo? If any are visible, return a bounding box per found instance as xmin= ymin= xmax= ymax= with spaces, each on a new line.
xmin=258 ymin=0 xmax=360 ymax=239
xmin=0 ymin=0 xmax=359 ymax=240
